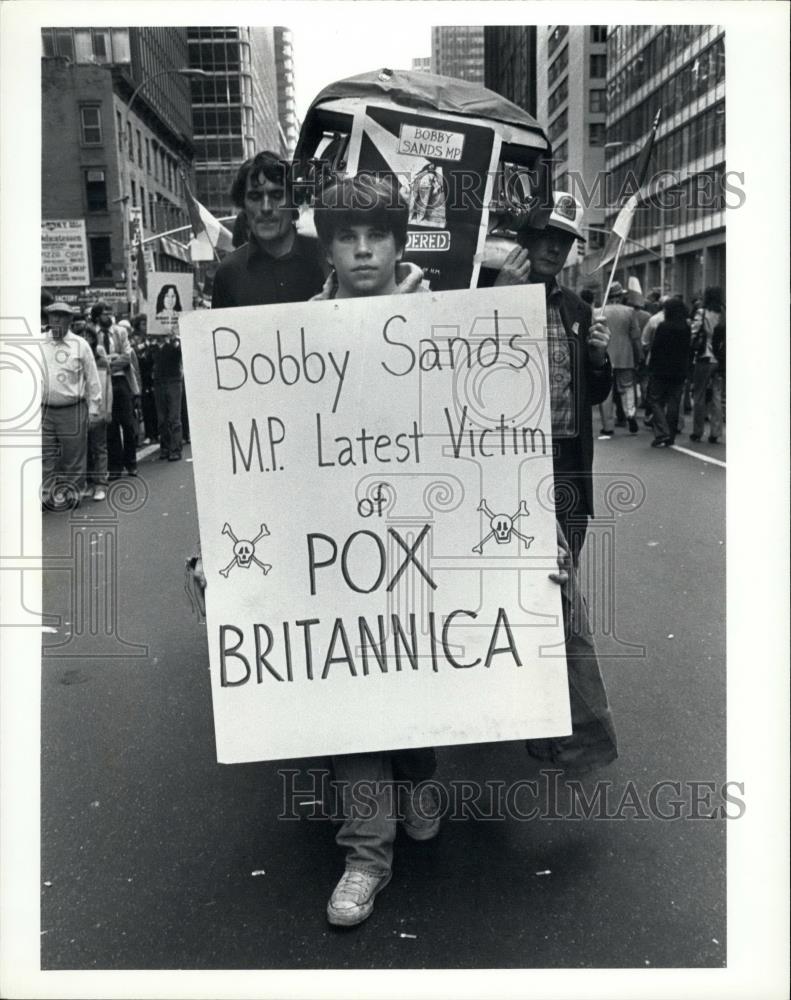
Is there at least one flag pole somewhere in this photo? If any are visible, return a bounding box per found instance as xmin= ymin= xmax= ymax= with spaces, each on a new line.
xmin=600 ymin=236 xmax=626 ymax=310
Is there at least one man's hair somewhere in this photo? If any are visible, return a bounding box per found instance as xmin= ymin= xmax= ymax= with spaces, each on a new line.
xmin=90 ymin=300 xmax=109 ymax=322
xmin=131 ymin=313 xmax=147 ymax=332
xmin=663 ymin=297 xmax=688 ymax=327
xmin=313 ymin=174 xmax=409 ymax=251
xmin=703 ymin=286 xmax=723 ymax=311
xmin=230 ymin=151 xmax=293 ymax=210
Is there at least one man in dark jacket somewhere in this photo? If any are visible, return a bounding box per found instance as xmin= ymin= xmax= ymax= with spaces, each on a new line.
xmin=211 ymin=151 xmax=324 ymax=309
xmin=495 ymin=192 xmax=613 ymax=562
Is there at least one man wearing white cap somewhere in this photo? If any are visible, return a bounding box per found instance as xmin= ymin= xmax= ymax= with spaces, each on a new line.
xmin=495 ymin=191 xmax=612 ymax=562
xmin=494 ymin=192 xmax=618 ymax=776
xmin=41 ymin=301 xmax=102 ymax=510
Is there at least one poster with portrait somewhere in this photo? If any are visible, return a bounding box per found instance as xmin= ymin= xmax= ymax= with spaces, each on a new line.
xmin=344 ymin=104 xmax=502 ymax=291
xmin=144 ymin=272 xmax=193 ymax=336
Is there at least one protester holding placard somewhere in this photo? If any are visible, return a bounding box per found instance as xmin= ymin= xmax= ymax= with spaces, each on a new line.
xmin=311 ymin=174 xmax=439 ymax=927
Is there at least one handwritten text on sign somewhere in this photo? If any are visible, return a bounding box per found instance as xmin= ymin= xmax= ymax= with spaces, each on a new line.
xmin=180 ymin=286 xmax=571 ymax=763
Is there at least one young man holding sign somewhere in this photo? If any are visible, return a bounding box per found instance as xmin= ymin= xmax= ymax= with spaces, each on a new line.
xmin=312 ymin=175 xmax=437 ymax=927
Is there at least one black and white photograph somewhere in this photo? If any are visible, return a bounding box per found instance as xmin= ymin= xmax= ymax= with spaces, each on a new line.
xmin=0 ymin=2 xmax=788 ymax=998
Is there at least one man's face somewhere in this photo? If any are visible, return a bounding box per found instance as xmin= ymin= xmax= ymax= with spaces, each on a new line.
xmin=244 ymin=170 xmax=293 ymax=245
xmin=96 ymin=306 xmax=113 ymax=329
xmin=327 ymin=224 xmax=401 ymax=298
xmin=48 ymin=311 xmax=73 ymax=339
xmin=521 ymin=227 xmax=576 ymax=281
xmin=138 ymin=317 xmax=148 ymax=337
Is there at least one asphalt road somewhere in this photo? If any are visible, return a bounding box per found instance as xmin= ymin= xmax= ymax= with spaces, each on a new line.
xmin=41 ymin=426 xmax=727 ymax=970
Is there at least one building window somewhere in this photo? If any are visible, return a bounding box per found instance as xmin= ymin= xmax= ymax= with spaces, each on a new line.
xmin=116 ymin=111 xmax=123 ymax=152
xmin=136 ymin=129 xmax=143 ymax=167
xmin=80 ymin=106 xmax=102 ymax=145
xmin=553 ymin=139 xmax=568 ymax=165
xmin=131 ymin=179 xmax=137 ymax=207
xmin=589 ymin=123 xmax=606 ymax=146
xmin=91 ymin=29 xmax=109 ymax=60
xmin=547 ymin=25 xmax=568 ymax=59
xmin=85 ymin=169 xmax=108 ymax=212
xmin=127 ymin=121 xmax=133 ymax=160
xmin=88 ymin=236 xmax=113 ymax=281
xmin=591 ymin=26 xmax=607 ymax=44
xmin=589 ymin=89 xmax=606 ymax=113
xmin=549 ymin=109 xmax=568 ymax=142
xmin=548 ymin=77 xmax=568 ymax=115
xmin=141 ymin=186 xmax=147 ymax=228
xmin=149 ymin=193 xmax=157 ymax=231
xmin=145 ymin=138 xmax=151 ymax=174
xmin=590 ymin=54 xmax=607 ymax=78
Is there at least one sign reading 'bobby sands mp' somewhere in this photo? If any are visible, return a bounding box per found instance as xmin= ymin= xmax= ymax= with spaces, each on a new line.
xmin=180 ymin=286 xmax=571 ymax=763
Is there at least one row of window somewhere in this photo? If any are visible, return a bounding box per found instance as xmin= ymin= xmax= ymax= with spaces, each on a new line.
xmin=187 ymin=40 xmax=244 ymax=71
xmin=547 ymin=45 xmax=568 ymax=88
xmin=192 ymin=107 xmax=244 ymax=134
xmin=607 ymin=103 xmax=725 ymax=201
xmin=112 ymin=109 xmax=182 ymax=195
xmin=590 ymin=88 xmax=606 ymax=113
xmin=607 ymin=26 xmax=717 ymax=113
xmin=625 ymin=165 xmax=728 ymax=240
xmin=41 ymin=27 xmax=131 ymax=64
xmin=590 ymin=53 xmax=607 ymax=78
xmin=607 ymin=39 xmax=725 ymax=144
xmin=194 ymin=137 xmax=246 ymax=161
xmin=83 ymin=167 xmax=185 ymax=232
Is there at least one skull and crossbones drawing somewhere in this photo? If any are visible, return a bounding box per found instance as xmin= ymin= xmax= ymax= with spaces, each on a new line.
xmin=219 ymin=522 xmax=271 ymax=577
xmin=473 ymin=499 xmax=533 ymax=554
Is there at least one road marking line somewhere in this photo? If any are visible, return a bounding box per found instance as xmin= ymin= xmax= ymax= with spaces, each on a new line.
xmin=670 ymin=444 xmax=726 ymax=467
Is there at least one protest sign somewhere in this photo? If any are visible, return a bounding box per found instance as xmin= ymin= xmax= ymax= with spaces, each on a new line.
xmin=344 ymin=105 xmax=501 ymax=290
xmin=143 ymin=272 xmax=193 ymax=335
xmin=180 ymin=285 xmax=570 ymax=763
xmin=41 ymin=219 xmax=89 ymax=286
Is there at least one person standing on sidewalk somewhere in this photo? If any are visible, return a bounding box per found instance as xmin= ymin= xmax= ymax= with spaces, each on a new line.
xmin=646 ymin=297 xmax=691 ymax=448
xmin=91 ymin=301 xmax=140 ymax=478
xmin=80 ymin=323 xmax=113 ymax=500
xmin=40 ymin=301 xmax=102 ymax=511
xmin=131 ymin=314 xmax=158 ymax=445
xmin=690 ymin=286 xmax=725 ymax=443
xmin=599 ymin=282 xmax=642 ymax=436
xmin=152 ymin=329 xmax=184 ymax=462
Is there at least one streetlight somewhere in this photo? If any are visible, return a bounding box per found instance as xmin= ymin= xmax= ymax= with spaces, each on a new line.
xmin=121 ymin=67 xmax=210 ymax=312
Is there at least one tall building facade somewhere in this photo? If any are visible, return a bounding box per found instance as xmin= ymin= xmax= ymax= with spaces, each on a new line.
xmin=41 ymin=26 xmax=194 ymax=296
xmin=605 ymin=25 xmax=725 ymax=300
xmin=188 ymin=27 xmax=282 ymax=218
xmin=431 ymin=26 xmax=485 ymax=83
xmin=274 ymin=27 xmax=298 ymax=157
xmin=535 ymin=25 xmax=609 ymax=288
xmin=483 ymin=26 xmax=538 ymax=117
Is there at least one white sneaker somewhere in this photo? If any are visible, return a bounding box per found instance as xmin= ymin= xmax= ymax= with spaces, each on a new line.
xmin=327 ymin=868 xmax=392 ymax=927
xmin=92 ymin=488 xmax=107 ymax=501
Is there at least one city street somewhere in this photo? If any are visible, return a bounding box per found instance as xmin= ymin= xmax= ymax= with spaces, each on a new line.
xmin=40 ymin=428 xmax=726 ymax=971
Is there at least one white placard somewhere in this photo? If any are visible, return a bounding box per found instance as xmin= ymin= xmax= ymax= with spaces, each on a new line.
xmin=180 ymin=285 xmax=571 ymax=763
xmin=41 ymin=219 xmax=89 ymax=286
xmin=398 ymin=123 xmax=466 ymax=160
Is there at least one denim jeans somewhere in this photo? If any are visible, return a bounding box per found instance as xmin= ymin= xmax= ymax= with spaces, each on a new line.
xmin=331 ymin=748 xmax=437 ymax=875
xmin=692 ymin=360 xmax=723 ymax=438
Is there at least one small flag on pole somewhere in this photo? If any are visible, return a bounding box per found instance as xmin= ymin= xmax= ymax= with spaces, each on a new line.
xmin=180 ymin=170 xmax=234 ymax=261
xmin=588 ymin=109 xmax=662 ymax=275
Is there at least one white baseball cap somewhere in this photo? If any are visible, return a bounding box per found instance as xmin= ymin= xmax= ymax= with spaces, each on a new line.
xmin=545 ymin=191 xmax=586 ymax=242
